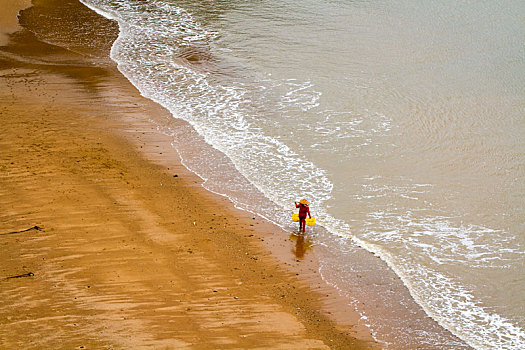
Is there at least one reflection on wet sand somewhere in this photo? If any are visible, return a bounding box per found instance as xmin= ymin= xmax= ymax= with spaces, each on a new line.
xmin=290 ymin=233 xmax=313 ymax=259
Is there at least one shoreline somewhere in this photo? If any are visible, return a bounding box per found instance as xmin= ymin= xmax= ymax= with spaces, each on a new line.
xmin=88 ymin=2 xmax=472 ymax=348
xmin=0 ymin=0 xmax=379 ymax=348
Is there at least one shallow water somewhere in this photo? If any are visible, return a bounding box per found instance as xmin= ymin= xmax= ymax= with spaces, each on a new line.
xmin=79 ymin=0 xmax=524 ymax=348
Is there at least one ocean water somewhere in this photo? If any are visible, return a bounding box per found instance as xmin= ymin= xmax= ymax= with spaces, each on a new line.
xmin=79 ymin=0 xmax=524 ymax=348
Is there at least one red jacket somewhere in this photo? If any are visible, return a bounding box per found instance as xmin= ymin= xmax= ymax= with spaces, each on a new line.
xmin=296 ymin=203 xmax=311 ymax=218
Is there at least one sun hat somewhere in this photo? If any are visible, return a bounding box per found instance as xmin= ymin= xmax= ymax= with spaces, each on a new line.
xmin=299 ymin=199 xmax=309 ymax=205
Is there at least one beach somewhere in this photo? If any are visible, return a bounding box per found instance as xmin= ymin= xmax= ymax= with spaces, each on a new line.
xmin=0 ymin=0 xmax=378 ymax=348
xmin=3 ymin=0 xmax=521 ymax=348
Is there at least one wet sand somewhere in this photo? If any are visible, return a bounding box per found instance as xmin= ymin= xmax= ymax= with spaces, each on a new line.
xmin=0 ymin=0 xmax=378 ymax=348
xmin=0 ymin=0 xmax=31 ymax=46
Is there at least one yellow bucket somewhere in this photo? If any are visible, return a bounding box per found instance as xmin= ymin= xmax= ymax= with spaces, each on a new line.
xmin=306 ymin=217 xmax=315 ymax=226
xmin=291 ymin=214 xmax=299 ymax=222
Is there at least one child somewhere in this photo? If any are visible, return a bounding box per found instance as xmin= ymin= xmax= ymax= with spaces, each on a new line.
xmin=295 ymin=199 xmax=311 ymax=233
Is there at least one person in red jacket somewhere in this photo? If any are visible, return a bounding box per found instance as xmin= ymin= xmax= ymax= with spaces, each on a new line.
xmin=295 ymin=199 xmax=311 ymax=233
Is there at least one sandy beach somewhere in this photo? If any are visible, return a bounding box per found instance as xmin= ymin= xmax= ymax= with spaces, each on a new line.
xmin=0 ymin=0 xmax=378 ymax=348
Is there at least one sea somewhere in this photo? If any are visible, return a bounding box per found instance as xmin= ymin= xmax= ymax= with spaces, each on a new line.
xmin=78 ymin=0 xmax=524 ymax=348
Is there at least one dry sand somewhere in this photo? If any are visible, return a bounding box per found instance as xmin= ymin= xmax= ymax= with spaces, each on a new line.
xmin=0 ymin=0 xmax=378 ymax=348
